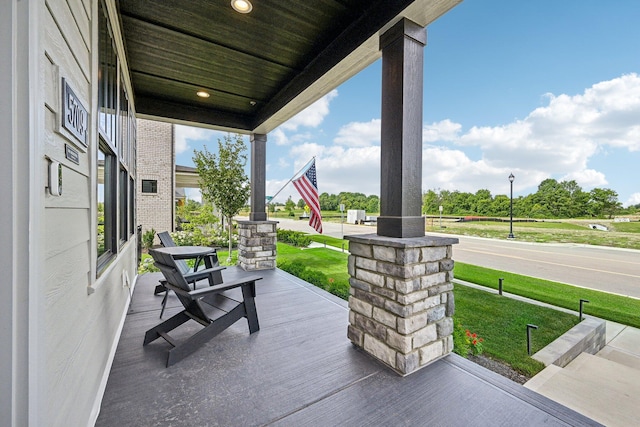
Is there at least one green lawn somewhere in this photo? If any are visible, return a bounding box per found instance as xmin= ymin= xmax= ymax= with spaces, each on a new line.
xmin=276 ymin=242 xmax=349 ymax=278
xmin=454 ymin=284 xmax=577 ymax=376
xmin=454 ymin=262 xmax=640 ymax=328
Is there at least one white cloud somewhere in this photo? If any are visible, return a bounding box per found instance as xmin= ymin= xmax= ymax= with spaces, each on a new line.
xmin=625 ymin=193 xmax=640 ymax=208
xmin=270 ymin=74 xmax=640 ymax=202
xmin=560 ymin=169 xmax=607 ymax=188
xmin=271 ymin=128 xmax=289 ymax=146
xmin=422 ymin=119 xmax=462 ymax=142
xmin=334 ymin=119 xmax=381 ymax=147
xmin=174 ymin=125 xmax=222 ymax=154
xmin=451 ymin=73 xmax=640 ymax=191
xmin=281 ymin=90 xmax=338 ymax=131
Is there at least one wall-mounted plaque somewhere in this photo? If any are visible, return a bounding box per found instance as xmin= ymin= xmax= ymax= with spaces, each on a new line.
xmin=65 ymin=144 xmax=80 ymax=164
xmin=62 ymin=78 xmax=88 ymax=147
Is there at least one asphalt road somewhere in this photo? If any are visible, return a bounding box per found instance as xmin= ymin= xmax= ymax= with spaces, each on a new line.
xmin=266 ymin=217 xmax=640 ymax=299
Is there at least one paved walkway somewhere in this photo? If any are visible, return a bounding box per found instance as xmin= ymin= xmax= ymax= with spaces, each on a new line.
xmin=455 ymin=279 xmax=640 ymax=426
xmin=525 ymin=323 xmax=640 ymax=427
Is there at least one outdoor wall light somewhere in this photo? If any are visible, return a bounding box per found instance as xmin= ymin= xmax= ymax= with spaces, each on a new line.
xmin=231 ymin=0 xmax=252 ymax=14
xmin=196 ymin=91 xmax=210 ymax=98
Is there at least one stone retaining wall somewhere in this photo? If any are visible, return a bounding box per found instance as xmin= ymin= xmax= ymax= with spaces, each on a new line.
xmin=533 ymin=317 xmax=606 ymax=367
xmin=345 ymin=234 xmax=458 ymax=375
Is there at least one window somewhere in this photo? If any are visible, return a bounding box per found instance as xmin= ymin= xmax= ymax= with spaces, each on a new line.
xmin=119 ymin=167 xmax=128 ymax=244
xmin=97 ymin=141 xmax=117 ymax=267
xmin=129 ymin=177 xmax=135 ymax=237
xmin=142 ymin=180 xmax=158 ymax=193
xmin=96 ymin=0 xmax=136 ymax=274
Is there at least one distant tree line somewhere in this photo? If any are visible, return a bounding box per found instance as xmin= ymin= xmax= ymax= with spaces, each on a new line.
xmin=423 ymin=179 xmax=634 ymax=219
xmin=319 ymin=192 xmax=380 ymax=213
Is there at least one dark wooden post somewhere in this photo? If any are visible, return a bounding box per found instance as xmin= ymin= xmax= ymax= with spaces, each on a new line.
xmin=250 ymin=133 xmax=267 ymax=221
xmin=377 ymin=18 xmax=426 ymax=238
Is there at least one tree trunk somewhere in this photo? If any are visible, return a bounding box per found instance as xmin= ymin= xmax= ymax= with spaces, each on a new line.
xmin=227 ymin=216 xmax=232 ymax=263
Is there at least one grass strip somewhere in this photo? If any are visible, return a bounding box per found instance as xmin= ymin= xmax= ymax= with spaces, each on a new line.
xmin=454 ymin=262 xmax=640 ymax=328
xmin=453 ymin=284 xmax=577 ymax=376
xmin=307 ymin=234 xmax=349 ymax=250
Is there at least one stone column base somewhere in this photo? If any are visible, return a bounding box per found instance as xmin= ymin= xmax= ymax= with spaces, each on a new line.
xmin=345 ymin=233 xmax=458 ymax=375
xmin=237 ymin=220 xmax=278 ymax=271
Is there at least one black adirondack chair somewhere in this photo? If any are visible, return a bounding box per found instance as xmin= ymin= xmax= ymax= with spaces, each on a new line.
xmin=154 ymin=231 xmax=223 ymax=318
xmin=157 ymin=231 xmax=220 ymax=278
xmin=146 ymin=248 xmax=261 ymax=367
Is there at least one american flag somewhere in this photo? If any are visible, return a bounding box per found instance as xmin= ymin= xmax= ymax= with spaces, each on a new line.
xmin=292 ymin=159 xmax=323 ymax=233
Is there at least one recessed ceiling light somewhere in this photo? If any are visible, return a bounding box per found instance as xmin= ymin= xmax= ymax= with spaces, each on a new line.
xmin=196 ymin=91 xmax=210 ymax=98
xmin=231 ymin=0 xmax=252 ymax=14
xmin=250 ymin=100 xmax=257 ymax=106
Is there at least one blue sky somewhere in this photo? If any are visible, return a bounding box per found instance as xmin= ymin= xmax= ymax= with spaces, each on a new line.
xmin=175 ymin=0 xmax=640 ymax=207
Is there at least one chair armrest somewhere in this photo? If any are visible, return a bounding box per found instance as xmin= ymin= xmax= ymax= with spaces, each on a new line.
xmin=165 ymin=276 xmax=262 ymax=299
xmin=183 ymin=266 xmax=226 ymax=283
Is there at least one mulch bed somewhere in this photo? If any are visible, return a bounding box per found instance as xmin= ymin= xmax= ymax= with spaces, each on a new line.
xmin=467 ymin=354 xmax=530 ymax=384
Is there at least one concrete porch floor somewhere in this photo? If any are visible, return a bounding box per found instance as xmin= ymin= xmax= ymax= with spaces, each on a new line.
xmin=96 ymin=268 xmax=599 ymax=426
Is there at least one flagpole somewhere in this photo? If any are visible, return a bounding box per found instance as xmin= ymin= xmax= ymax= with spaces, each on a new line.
xmin=268 ymin=156 xmax=315 ymax=205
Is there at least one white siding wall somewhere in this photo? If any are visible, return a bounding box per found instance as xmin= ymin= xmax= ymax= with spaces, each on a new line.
xmin=41 ymin=0 xmax=137 ymax=425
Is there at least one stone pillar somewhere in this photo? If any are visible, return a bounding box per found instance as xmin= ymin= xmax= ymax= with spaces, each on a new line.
xmin=237 ymin=220 xmax=277 ymax=271
xmin=377 ymin=18 xmax=426 ymax=238
xmin=250 ymin=133 xmax=267 ymax=221
xmin=346 ymin=234 xmax=458 ymax=375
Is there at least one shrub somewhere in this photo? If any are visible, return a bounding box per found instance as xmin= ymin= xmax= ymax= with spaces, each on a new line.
xmin=328 ymin=278 xmax=350 ymax=300
xmin=138 ymin=254 xmax=159 ymax=274
xmin=278 ymin=260 xmax=351 ymax=300
xmin=277 ymin=229 xmax=311 ymax=247
xmin=452 ymin=321 xmax=470 ymax=357
xmin=278 ymin=260 xmax=306 ymax=277
xmin=170 ymin=228 xmax=236 ymax=248
xmin=142 ymin=228 xmax=156 ymax=250
xmin=300 ymin=269 xmax=328 ymax=289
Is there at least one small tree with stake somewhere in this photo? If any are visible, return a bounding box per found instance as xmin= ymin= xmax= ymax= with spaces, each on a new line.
xmin=193 ymin=134 xmax=251 ymax=262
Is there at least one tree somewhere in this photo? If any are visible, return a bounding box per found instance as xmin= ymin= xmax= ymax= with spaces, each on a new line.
xmin=193 ymin=133 xmax=250 ymax=261
xmin=297 ymin=198 xmax=306 ymax=209
xmin=589 ymin=188 xmax=622 ymax=218
xmin=285 ymin=196 xmax=296 ymax=213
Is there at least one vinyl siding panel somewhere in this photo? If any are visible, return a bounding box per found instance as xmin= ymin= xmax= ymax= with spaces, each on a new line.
xmin=41 ymin=0 xmax=137 ymax=425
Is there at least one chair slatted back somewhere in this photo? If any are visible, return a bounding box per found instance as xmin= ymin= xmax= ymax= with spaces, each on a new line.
xmin=157 ymin=231 xmax=190 ymax=275
xmin=148 ymin=249 xmax=209 ymax=322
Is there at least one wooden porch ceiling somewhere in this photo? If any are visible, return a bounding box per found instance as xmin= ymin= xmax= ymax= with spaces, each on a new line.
xmin=117 ymin=0 xmax=461 ymax=134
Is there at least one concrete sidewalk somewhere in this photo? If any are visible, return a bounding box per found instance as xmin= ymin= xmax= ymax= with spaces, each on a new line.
xmin=525 ymin=323 xmax=640 ymax=426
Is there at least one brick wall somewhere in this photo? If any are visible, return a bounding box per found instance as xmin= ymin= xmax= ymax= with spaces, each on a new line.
xmin=136 ymin=119 xmax=174 ymax=244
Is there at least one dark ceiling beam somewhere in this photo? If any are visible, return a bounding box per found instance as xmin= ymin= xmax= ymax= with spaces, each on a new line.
xmin=135 ymin=96 xmax=253 ymax=131
xmin=252 ymin=0 xmax=415 ymax=130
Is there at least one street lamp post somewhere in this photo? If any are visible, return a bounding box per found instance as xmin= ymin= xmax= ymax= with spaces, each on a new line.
xmin=508 ymin=173 xmax=515 ymax=239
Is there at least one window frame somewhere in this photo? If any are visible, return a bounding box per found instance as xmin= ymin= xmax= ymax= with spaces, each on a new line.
xmin=96 ymin=0 xmax=137 ymax=275
xmin=141 ymin=179 xmax=158 ymax=194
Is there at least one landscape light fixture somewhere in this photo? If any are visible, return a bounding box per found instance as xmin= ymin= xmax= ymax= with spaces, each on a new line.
xmin=508 ymin=173 xmax=515 ymax=239
xmin=231 ymin=0 xmax=252 ymax=13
